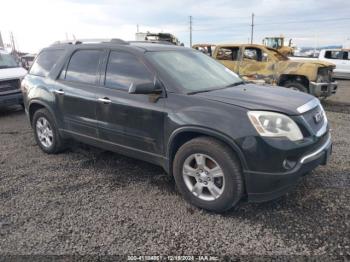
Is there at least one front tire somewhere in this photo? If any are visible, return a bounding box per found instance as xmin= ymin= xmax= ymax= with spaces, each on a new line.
xmin=283 ymin=80 xmax=308 ymax=93
xmin=173 ymin=137 xmax=244 ymax=212
xmin=32 ymin=108 xmax=66 ymax=154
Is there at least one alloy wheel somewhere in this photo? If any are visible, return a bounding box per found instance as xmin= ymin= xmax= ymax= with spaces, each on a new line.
xmin=36 ymin=117 xmax=54 ymax=148
xmin=182 ymin=153 xmax=225 ymax=201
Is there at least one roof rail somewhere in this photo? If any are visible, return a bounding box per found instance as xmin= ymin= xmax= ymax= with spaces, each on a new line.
xmin=51 ymin=38 xmax=129 ymax=46
xmin=129 ymin=40 xmax=175 ymax=45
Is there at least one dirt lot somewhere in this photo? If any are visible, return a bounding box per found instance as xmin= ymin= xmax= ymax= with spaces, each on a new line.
xmin=0 ymin=82 xmax=349 ymax=260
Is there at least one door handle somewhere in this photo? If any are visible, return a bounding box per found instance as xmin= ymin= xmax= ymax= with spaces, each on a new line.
xmin=98 ymin=97 xmax=112 ymax=104
xmin=53 ymin=89 xmax=65 ymax=95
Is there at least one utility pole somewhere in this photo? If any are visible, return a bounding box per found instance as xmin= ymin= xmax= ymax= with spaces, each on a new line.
xmin=10 ymin=32 xmax=16 ymax=53
xmin=250 ymin=13 xmax=254 ymax=44
xmin=189 ymin=15 xmax=192 ymax=47
xmin=0 ymin=31 xmax=4 ymax=48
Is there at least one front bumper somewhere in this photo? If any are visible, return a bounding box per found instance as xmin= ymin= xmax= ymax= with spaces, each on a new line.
xmin=245 ymin=135 xmax=332 ymax=202
xmin=309 ymin=81 xmax=337 ymax=97
xmin=0 ymin=92 xmax=23 ymax=107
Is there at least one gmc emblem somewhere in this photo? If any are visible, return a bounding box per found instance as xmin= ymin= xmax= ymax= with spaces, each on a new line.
xmin=314 ymin=111 xmax=324 ymax=124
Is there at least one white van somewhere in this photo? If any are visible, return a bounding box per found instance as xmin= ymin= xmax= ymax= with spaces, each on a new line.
xmin=0 ymin=49 xmax=27 ymax=107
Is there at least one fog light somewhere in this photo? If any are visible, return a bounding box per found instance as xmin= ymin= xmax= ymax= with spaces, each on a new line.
xmin=283 ymin=159 xmax=297 ymax=170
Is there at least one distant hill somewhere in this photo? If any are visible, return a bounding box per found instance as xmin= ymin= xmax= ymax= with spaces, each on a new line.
xmin=300 ymin=45 xmax=342 ymax=51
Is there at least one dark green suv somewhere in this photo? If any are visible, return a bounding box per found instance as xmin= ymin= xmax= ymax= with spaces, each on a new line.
xmin=22 ymin=39 xmax=332 ymax=212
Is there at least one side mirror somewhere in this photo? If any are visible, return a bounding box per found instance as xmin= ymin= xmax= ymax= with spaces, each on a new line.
xmin=128 ymin=78 xmax=163 ymax=95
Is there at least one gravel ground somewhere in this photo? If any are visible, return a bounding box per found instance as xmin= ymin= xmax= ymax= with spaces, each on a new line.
xmin=0 ymin=105 xmax=349 ymax=260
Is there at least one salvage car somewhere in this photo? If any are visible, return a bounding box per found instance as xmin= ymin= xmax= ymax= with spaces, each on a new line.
xmin=22 ymin=39 xmax=332 ymax=212
xmin=0 ymin=49 xmax=27 ymax=107
xmin=209 ymin=44 xmax=337 ymax=98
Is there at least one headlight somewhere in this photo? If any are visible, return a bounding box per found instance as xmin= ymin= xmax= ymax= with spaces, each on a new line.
xmin=247 ymin=111 xmax=303 ymax=141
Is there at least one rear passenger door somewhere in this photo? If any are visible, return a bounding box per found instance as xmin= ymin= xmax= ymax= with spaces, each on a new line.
xmin=95 ymin=50 xmax=165 ymax=156
xmin=55 ymin=49 xmax=104 ymax=138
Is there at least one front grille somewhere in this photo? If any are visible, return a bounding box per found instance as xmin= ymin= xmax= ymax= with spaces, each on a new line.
xmin=0 ymin=79 xmax=20 ymax=94
xmin=302 ymin=105 xmax=326 ymax=134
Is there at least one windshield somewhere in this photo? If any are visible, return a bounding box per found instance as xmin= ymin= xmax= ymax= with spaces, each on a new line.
xmin=146 ymin=50 xmax=243 ymax=93
xmin=0 ymin=53 xmax=19 ymax=69
xmin=265 ymin=38 xmax=283 ymax=49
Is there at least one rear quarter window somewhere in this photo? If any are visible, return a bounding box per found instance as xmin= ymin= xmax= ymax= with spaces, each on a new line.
xmin=30 ymin=49 xmax=64 ymax=77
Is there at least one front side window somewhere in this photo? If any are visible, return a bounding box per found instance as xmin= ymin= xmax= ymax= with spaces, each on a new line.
xmin=105 ymin=51 xmax=153 ymax=90
xmin=65 ymin=50 xmax=102 ymax=84
xmin=216 ymin=47 xmax=239 ymax=61
xmin=30 ymin=50 xmax=63 ymax=77
xmin=0 ymin=52 xmax=19 ymax=69
xmin=243 ymin=48 xmax=268 ymax=62
xmin=146 ymin=50 xmax=243 ymax=93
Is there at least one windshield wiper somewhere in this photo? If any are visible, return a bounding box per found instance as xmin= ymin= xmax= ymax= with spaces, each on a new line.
xmin=188 ymin=88 xmax=216 ymax=95
xmin=188 ymin=81 xmax=245 ymax=95
xmin=225 ymin=81 xmax=245 ymax=87
xmin=0 ymin=66 xmax=18 ymax=69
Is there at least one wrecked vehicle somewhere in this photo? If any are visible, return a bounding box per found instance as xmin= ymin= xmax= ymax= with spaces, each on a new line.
xmin=211 ymin=44 xmax=337 ymax=98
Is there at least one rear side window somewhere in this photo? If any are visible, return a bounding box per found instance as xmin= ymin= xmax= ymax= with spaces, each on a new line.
xmin=105 ymin=51 xmax=153 ymax=90
xmin=30 ymin=50 xmax=63 ymax=77
xmin=65 ymin=50 xmax=102 ymax=84
xmin=325 ymin=50 xmax=343 ymax=60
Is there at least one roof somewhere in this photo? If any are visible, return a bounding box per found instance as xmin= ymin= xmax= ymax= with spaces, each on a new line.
xmin=47 ymin=39 xmax=187 ymax=53
xmin=129 ymin=42 xmax=186 ymax=51
xmin=215 ymin=43 xmax=269 ymax=49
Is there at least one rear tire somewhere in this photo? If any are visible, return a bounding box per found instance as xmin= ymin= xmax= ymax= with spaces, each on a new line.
xmin=32 ymin=108 xmax=66 ymax=154
xmin=283 ymin=80 xmax=308 ymax=93
xmin=173 ymin=137 xmax=244 ymax=212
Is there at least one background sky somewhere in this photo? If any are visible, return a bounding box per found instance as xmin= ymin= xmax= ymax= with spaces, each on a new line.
xmin=1 ymin=0 xmax=350 ymax=53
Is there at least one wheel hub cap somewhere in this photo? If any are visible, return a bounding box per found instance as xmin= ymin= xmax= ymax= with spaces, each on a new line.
xmin=36 ymin=117 xmax=53 ymax=148
xmin=182 ymin=153 xmax=225 ymax=201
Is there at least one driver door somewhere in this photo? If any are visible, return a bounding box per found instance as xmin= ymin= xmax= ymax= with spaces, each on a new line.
xmin=238 ymin=47 xmax=275 ymax=84
xmin=215 ymin=46 xmax=240 ymax=73
xmin=95 ymin=50 xmax=166 ymax=156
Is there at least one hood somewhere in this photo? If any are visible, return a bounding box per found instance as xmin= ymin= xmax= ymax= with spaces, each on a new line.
xmin=194 ymin=83 xmax=314 ymax=115
xmin=0 ymin=67 xmax=27 ymax=81
xmin=288 ymin=59 xmax=335 ymax=68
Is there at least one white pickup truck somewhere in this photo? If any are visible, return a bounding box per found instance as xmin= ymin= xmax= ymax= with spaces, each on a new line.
xmin=0 ymin=49 xmax=27 ymax=107
xmin=290 ymin=49 xmax=350 ymax=79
